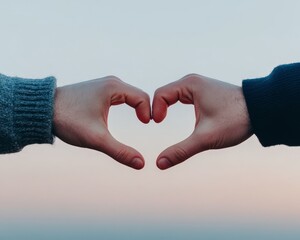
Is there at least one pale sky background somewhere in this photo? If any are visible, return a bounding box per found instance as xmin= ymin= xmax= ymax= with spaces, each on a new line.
xmin=1 ymin=0 xmax=300 ymax=239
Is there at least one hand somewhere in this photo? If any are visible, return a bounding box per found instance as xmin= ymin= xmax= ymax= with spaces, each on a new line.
xmin=53 ymin=76 xmax=151 ymax=170
xmin=152 ymin=74 xmax=253 ymax=170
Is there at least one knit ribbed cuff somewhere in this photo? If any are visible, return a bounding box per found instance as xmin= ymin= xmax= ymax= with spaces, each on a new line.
xmin=13 ymin=76 xmax=56 ymax=150
xmin=242 ymin=63 xmax=300 ymax=147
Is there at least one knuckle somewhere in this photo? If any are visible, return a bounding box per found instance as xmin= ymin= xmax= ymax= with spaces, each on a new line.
xmin=137 ymin=91 xmax=150 ymax=104
xmin=143 ymin=95 xmax=151 ymax=106
xmin=115 ymin=147 xmax=130 ymax=164
xmin=172 ymin=146 xmax=189 ymax=164
xmin=136 ymin=98 xmax=147 ymax=108
xmin=182 ymin=73 xmax=201 ymax=85
xmin=142 ymin=91 xmax=150 ymax=101
xmin=184 ymin=73 xmax=200 ymax=79
xmin=104 ymin=76 xmax=122 ymax=89
xmin=107 ymin=75 xmax=121 ymax=82
xmin=154 ymin=87 xmax=164 ymax=98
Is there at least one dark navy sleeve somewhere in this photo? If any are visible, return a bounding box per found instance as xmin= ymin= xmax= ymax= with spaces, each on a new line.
xmin=242 ymin=63 xmax=300 ymax=146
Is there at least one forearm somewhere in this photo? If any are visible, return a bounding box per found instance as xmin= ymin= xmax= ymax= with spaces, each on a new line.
xmin=242 ymin=63 xmax=300 ymax=146
xmin=0 ymin=74 xmax=56 ymax=153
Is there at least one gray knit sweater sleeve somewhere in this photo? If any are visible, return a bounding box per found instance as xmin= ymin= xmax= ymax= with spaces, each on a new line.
xmin=0 ymin=74 xmax=56 ymax=153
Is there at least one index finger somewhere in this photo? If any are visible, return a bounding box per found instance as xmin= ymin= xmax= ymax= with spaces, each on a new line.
xmin=110 ymin=80 xmax=151 ymax=124
xmin=152 ymin=76 xmax=195 ymax=123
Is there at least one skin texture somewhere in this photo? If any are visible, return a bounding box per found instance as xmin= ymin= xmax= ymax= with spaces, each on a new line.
xmin=53 ymin=76 xmax=151 ymax=170
xmin=152 ymin=74 xmax=253 ymax=170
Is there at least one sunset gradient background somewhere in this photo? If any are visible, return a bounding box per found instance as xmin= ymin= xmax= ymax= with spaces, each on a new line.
xmin=1 ymin=1 xmax=300 ymax=239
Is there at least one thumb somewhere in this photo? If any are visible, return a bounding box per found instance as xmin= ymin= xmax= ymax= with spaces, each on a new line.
xmin=156 ymin=132 xmax=205 ymax=170
xmin=97 ymin=130 xmax=145 ymax=170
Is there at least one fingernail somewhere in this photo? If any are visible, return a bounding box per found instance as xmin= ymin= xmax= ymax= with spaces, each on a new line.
xmin=131 ymin=158 xmax=144 ymax=170
xmin=157 ymin=158 xmax=172 ymax=170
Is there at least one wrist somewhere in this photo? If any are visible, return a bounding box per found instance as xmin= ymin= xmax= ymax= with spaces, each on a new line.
xmin=237 ymin=86 xmax=253 ymax=134
xmin=53 ymin=86 xmax=63 ymax=137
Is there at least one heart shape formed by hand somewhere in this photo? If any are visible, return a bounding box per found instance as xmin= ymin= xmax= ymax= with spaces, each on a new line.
xmin=54 ymin=76 xmax=151 ymax=170
xmin=54 ymin=75 xmax=252 ymax=171
xmin=152 ymin=74 xmax=252 ymax=170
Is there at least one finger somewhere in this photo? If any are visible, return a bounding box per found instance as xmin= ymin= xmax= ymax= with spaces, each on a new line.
xmin=152 ymin=79 xmax=193 ymax=123
xmin=98 ymin=130 xmax=145 ymax=170
xmin=111 ymin=81 xmax=151 ymax=124
xmin=156 ymin=133 xmax=204 ymax=170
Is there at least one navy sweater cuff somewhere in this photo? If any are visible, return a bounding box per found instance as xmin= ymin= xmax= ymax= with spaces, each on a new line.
xmin=242 ymin=63 xmax=300 ymax=146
